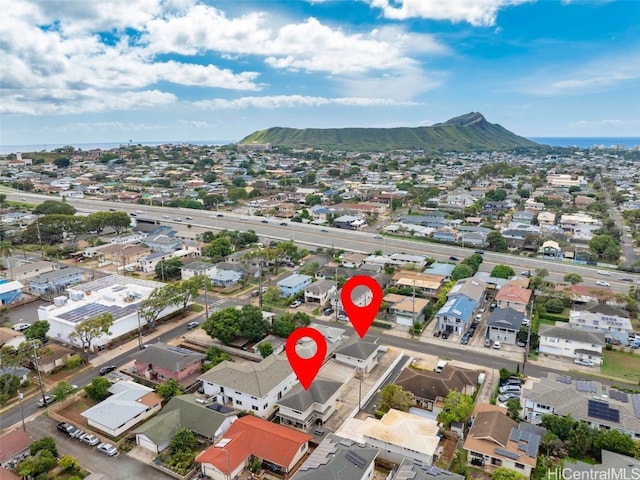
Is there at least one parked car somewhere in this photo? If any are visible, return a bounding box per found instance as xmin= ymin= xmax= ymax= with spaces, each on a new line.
xmin=460 ymin=333 xmax=470 ymax=345
xmin=323 ymin=307 xmax=334 ymax=316
xmin=433 ymin=330 xmax=441 ymax=338
xmin=57 ymin=422 xmax=75 ymax=434
xmin=499 ymin=385 xmax=521 ymax=394
xmin=186 ymin=321 xmax=199 ymax=330
xmin=289 ymin=300 xmax=302 ymax=309
xmin=449 ymin=256 xmax=459 ymax=261
xmin=37 ymin=395 xmax=56 ymax=407
xmin=80 ymin=434 xmax=100 ymax=446
xmin=441 ymin=331 xmax=450 ymax=340
xmin=502 ymin=378 xmax=522 ymax=386
xmin=484 ymin=338 xmax=492 ymax=348
xmin=13 ymin=322 xmax=31 ymax=332
xmin=70 ymin=429 xmax=85 ymax=439
xmin=98 ymin=365 xmax=117 ymax=376
xmin=499 ymin=393 xmax=520 ymax=403
xmin=574 ymin=358 xmax=594 ymax=367
xmin=337 ymin=312 xmax=347 ymax=321
xmin=468 ymin=326 xmax=476 ymax=337
xmin=516 ymin=340 xmax=527 ymax=347
xmin=493 ymin=341 xmax=502 ymax=350
xmin=97 ymin=443 xmax=119 ymax=457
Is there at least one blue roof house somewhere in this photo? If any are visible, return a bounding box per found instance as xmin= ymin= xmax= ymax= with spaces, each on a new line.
xmin=435 ymin=296 xmax=475 ymax=336
xmin=211 ymin=270 xmax=243 ymax=288
xmin=277 ymin=274 xmax=313 ymax=298
xmin=0 ymin=280 xmax=24 ymax=305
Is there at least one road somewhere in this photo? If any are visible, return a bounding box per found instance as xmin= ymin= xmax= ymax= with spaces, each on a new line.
xmin=6 ymin=191 xmax=640 ymax=294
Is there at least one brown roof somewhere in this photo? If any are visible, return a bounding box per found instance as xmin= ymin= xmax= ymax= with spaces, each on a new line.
xmin=395 ymin=365 xmax=480 ymax=401
xmin=494 ymin=286 xmax=532 ymax=305
xmin=38 ymin=343 xmax=75 ymax=364
xmin=0 ymin=430 xmax=33 ymax=462
xmin=469 ymin=410 xmax=516 ymax=447
xmin=138 ymin=391 xmax=162 ymax=408
xmin=0 ymin=328 xmax=24 ymax=346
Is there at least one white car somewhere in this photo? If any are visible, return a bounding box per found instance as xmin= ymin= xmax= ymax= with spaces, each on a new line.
xmin=596 ymin=280 xmax=610 ymax=287
xmin=574 ymin=358 xmax=594 ymax=367
xmin=13 ymin=322 xmax=31 ymax=332
xmin=596 ymin=270 xmax=610 ymax=276
xmin=289 ymin=300 xmax=302 ymax=308
xmin=97 ymin=443 xmax=118 ymax=456
xmin=80 ymin=434 xmax=100 ymax=446
xmin=493 ymin=341 xmax=502 ymax=350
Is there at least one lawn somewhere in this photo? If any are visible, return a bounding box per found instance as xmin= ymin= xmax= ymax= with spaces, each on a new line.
xmin=601 ymin=349 xmax=640 ymax=383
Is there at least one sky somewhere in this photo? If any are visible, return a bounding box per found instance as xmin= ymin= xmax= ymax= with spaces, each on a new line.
xmin=2 ymin=0 xmax=640 ymax=147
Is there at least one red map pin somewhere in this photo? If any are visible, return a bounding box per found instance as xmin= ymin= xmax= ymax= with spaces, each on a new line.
xmin=285 ymin=327 xmax=327 ymax=390
xmin=341 ymin=275 xmax=383 ymax=338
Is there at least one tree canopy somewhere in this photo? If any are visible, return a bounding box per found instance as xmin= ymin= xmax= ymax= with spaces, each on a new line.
xmin=378 ymin=384 xmax=415 ymax=414
xmin=490 ymin=264 xmax=515 ymax=279
xmin=438 ymin=390 xmax=474 ymax=427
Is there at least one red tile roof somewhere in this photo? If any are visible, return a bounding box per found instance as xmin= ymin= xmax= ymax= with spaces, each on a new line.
xmin=495 ymin=286 xmax=531 ymax=304
xmin=0 ymin=429 xmax=33 ymax=461
xmin=196 ymin=416 xmax=311 ymax=475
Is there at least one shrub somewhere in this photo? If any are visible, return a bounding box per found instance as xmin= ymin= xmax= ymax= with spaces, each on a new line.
xmin=544 ymin=298 xmax=565 ymax=314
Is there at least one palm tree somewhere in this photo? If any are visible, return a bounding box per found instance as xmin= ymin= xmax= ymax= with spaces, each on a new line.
xmin=0 ymin=240 xmax=14 ymax=280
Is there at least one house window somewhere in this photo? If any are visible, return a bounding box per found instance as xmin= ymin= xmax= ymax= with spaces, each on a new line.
xmin=515 ymin=463 xmax=524 ymax=470
xmin=252 ymin=406 xmax=258 ymax=411
xmin=491 ymin=458 xmax=502 ymax=467
xmin=235 ymin=400 xmax=242 ymax=406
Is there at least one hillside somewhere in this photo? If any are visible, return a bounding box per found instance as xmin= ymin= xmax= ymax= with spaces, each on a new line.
xmin=238 ymin=112 xmax=539 ymax=152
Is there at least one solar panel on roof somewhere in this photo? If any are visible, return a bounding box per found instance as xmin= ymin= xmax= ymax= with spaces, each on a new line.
xmin=167 ymin=345 xmax=196 ymax=355
xmin=588 ymin=399 xmax=620 ymax=423
xmin=509 ymin=429 xmax=520 ymax=442
xmin=620 ymin=392 xmax=629 ymax=403
xmin=527 ymin=435 xmax=541 ymax=457
xmin=345 ymin=450 xmax=367 ymax=469
xmin=495 ymin=448 xmax=519 ymax=460
xmin=518 ymin=443 xmax=527 ymax=451
xmin=632 ymin=395 xmax=640 ymax=419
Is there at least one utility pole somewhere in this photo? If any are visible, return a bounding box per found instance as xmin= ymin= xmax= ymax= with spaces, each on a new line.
xmin=32 ymin=341 xmax=48 ymax=408
xmin=411 ymin=279 xmax=416 ymax=338
xmin=523 ymin=300 xmax=534 ymax=374
xmin=18 ymin=391 xmax=26 ymax=431
xmin=258 ymin=259 xmax=263 ymax=309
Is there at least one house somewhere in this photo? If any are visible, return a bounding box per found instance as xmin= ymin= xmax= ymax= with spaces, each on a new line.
xmin=276 ymin=378 xmax=343 ymax=432
xmin=0 ymin=366 xmax=30 ymax=383
xmin=463 ymin=404 xmax=545 ymax=478
xmin=435 ymin=295 xmax=476 ymax=335
xmin=28 ymin=267 xmax=86 ymax=295
xmin=134 ymin=343 xmax=205 ymax=385
xmin=522 ymin=373 xmax=640 ymax=439
xmin=196 ymin=416 xmax=312 ymax=480
xmin=512 ymin=210 xmax=536 ymax=225
xmin=569 ymin=304 xmax=633 ymax=345
xmin=334 ymin=215 xmax=366 ymax=230
xmin=537 ymin=211 xmax=555 ymax=226
xmin=423 ymin=262 xmax=455 ymax=279
xmin=395 ymin=364 xmax=480 ymax=414
xmin=11 ymin=261 xmax=58 ymax=282
xmin=494 ymin=286 xmax=531 ymax=313
xmin=0 ymin=280 xmax=23 ymax=305
xmin=333 ymin=341 xmax=379 ymax=375
xmin=135 ymin=395 xmax=238 ymax=453
xmin=38 ymin=274 xmax=184 ymax=351
xmin=392 ymin=271 xmax=444 ymax=298
xmin=0 ymin=429 xmax=33 ymax=470
xmin=277 ymin=273 xmax=313 ymax=298
xmin=0 ymin=328 xmax=25 ymax=349
xmin=388 ymin=253 xmax=428 ymax=269
xmin=36 ymin=343 xmax=75 ymax=374
xmin=144 ymin=225 xmax=182 ymax=252
xmin=447 ymin=278 xmax=486 ymax=304
xmin=253 ymin=334 xmax=286 ymax=356
xmin=210 ymin=269 xmax=243 ymax=288
xmin=389 ymin=297 xmax=430 ymax=326
xmin=341 ymin=253 xmax=367 ymax=269
xmin=432 ymin=226 xmax=459 ymax=243
xmin=180 ymin=260 xmax=216 ymax=281
xmin=81 ymin=381 xmax=162 ymax=437
xmin=539 ymin=323 xmax=605 ymax=365
xmin=304 ymin=280 xmax=337 ymax=305
xmin=362 ymin=409 xmax=441 ymax=465
xmin=391 ymin=458 xmax=465 ymax=480
xmin=538 ymin=240 xmax=562 ymax=259
xmin=198 ymin=355 xmax=297 ymax=418
xmin=292 ymin=433 xmax=378 ymax=480
xmin=486 ymin=308 xmax=526 ymax=345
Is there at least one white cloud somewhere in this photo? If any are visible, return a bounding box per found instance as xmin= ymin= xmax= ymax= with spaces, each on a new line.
xmin=193 ymin=95 xmax=418 ymax=110
xmin=570 ymin=119 xmax=640 ymax=128
xmin=367 ymin=0 xmax=531 ymax=26
xmin=48 ymin=121 xmax=167 ymax=132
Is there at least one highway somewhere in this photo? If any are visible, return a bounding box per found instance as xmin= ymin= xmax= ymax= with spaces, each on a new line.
xmin=7 ymin=191 xmax=639 ymax=293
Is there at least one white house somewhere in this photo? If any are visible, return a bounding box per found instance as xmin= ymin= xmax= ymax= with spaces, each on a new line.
xmin=81 ymin=381 xmax=162 ymax=437
xmin=276 ymin=378 xmax=343 ymax=432
xmin=539 ymin=323 xmax=605 ymax=365
xmin=569 ymin=304 xmax=633 ymax=345
xmin=198 ymin=355 xmax=297 ymax=418
xmin=303 ymin=280 xmax=337 ymax=305
xmin=333 ymin=342 xmax=379 ymax=375
xmin=37 ymin=274 xmax=184 ymax=351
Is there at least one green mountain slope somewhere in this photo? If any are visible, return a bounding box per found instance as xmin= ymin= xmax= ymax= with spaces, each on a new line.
xmin=238 ymin=112 xmax=538 ymax=151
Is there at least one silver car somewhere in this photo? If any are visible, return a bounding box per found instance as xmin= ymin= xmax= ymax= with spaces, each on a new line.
xmin=80 ymin=433 xmax=100 ymax=446
xmin=97 ymin=443 xmax=118 ymax=457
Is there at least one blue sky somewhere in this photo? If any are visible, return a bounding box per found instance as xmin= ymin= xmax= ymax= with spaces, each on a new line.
xmin=2 ymin=0 xmax=639 ymax=146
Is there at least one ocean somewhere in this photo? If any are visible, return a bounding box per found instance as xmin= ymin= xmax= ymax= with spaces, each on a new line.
xmin=1 ymin=137 xmax=639 ymax=155
xmin=529 ymin=137 xmax=640 ymax=149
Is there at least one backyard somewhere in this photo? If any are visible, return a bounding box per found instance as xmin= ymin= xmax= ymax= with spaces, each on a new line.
xmin=601 ymin=349 xmax=640 ymax=385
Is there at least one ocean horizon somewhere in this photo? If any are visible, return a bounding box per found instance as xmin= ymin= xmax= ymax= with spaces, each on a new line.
xmin=1 ymin=137 xmax=639 ymax=155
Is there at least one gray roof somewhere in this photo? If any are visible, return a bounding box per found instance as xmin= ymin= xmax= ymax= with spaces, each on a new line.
xmin=292 ymin=434 xmax=378 ymax=480
xmin=199 ymin=355 xmax=293 ymax=398
xmin=334 ymin=341 xmax=378 ymax=360
xmin=486 ymin=308 xmax=525 ymax=330
xmin=576 ymin=303 xmax=628 ymax=317
xmin=277 ymin=378 xmax=342 ymax=411
xmin=392 ymin=458 xmax=465 ymax=480
xmin=305 ymin=279 xmax=336 ymax=294
xmin=136 ymin=343 xmax=205 ymax=372
xmin=539 ymin=324 xmax=605 ymax=345
xmin=278 ymin=273 xmax=313 ymax=288
xmin=81 ymin=381 xmax=157 ymax=429
xmin=30 ymin=267 xmax=83 ymax=282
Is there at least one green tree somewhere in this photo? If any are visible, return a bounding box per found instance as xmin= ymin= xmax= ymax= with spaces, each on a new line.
xmin=541 ymin=414 xmax=576 ymax=441
xmin=17 ymin=450 xmax=57 ymax=478
xmin=438 ymin=390 xmax=474 ymax=427
xmin=491 ymin=264 xmax=515 ymax=279
xmin=204 ymin=236 xmax=233 ymax=258
xmin=451 ymin=264 xmax=474 ymax=281
xmin=461 ymin=254 xmax=483 ymax=273
xmin=33 ymin=200 xmax=75 ymax=216
xmin=492 ymin=467 xmax=525 ymax=480
xmin=506 ymin=399 xmax=521 ymax=420
xmin=201 ymin=346 xmax=232 ymax=371
xmin=107 ymin=211 xmax=133 ymax=235
xmin=0 ymin=373 xmax=20 ymax=399
xmin=544 ymin=298 xmax=565 ymax=314
xmin=486 ymin=231 xmax=508 ymax=252
xmin=30 ymin=436 xmax=58 ymax=457
xmin=69 ymin=313 xmax=114 ymax=359
xmin=563 ymin=273 xmax=583 ymax=284
xmin=589 ymin=234 xmax=621 ymax=261
xmin=58 ymin=454 xmax=80 ymax=472
xmin=170 ymin=427 xmax=197 ymax=452
xmin=258 ymin=341 xmax=274 ymax=358
xmin=157 ymin=378 xmax=183 ymax=401
xmin=24 ymin=320 xmax=50 ymax=342
xmin=0 ymin=240 xmax=14 ymax=279
xmin=593 ymin=428 xmax=635 ymax=459
xmin=85 ymin=376 xmax=112 ymax=402
xmin=139 ymin=286 xmax=173 ymax=328
xmin=305 ymin=194 xmax=322 ymax=206
xmin=567 ymin=422 xmax=593 ymax=458
xmin=378 ymin=384 xmax=415 ymax=414
xmin=484 ymin=188 xmax=507 ymax=201
xmin=54 ymin=157 xmax=71 ymax=168
xmin=238 ymin=305 xmax=270 ymax=341
xmin=155 ymin=258 xmax=184 ymax=280
xmin=204 ymin=306 xmax=241 ymax=344
xmin=52 ymin=381 xmax=75 ymax=403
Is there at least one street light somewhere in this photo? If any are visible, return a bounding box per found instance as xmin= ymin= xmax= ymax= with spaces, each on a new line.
xmin=17 ymin=391 xmax=26 ymax=431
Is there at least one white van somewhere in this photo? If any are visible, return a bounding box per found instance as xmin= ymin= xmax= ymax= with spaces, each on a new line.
xmin=435 ymin=360 xmax=448 ymax=373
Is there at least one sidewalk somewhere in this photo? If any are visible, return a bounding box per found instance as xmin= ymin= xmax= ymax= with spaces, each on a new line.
xmin=88 ymin=310 xmax=203 ymax=368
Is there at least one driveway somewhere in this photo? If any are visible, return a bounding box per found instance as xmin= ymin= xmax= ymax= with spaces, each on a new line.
xmin=24 ymin=413 xmax=174 ymax=479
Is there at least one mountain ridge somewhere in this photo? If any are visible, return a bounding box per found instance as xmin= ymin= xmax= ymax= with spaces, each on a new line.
xmin=238 ymin=112 xmax=538 ymax=152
